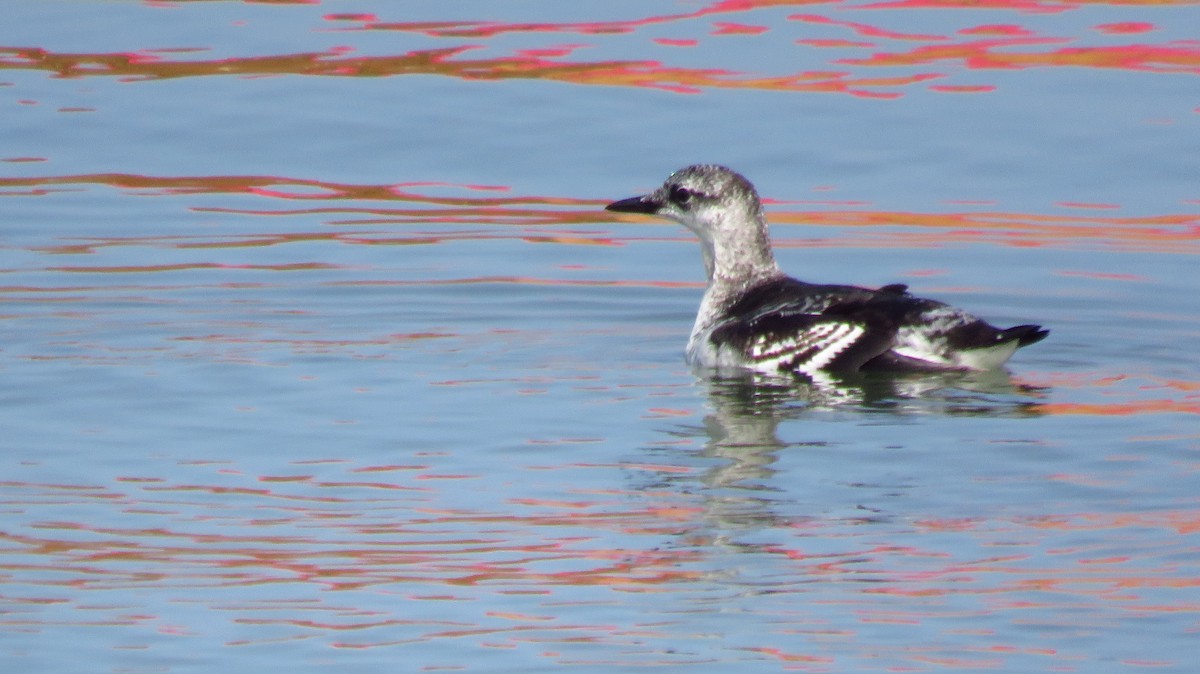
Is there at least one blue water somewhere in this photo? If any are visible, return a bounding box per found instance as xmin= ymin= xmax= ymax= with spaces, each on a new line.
xmin=2 ymin=2 xmax=1199 ymax=672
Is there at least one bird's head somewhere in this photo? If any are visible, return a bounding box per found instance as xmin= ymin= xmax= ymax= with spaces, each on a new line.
xmin=605 ymin=164 xmax=764 ymax=242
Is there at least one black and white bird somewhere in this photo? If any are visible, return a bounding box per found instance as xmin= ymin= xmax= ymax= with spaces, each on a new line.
xmin=606 ymin=164 xmax=1047 ymax=376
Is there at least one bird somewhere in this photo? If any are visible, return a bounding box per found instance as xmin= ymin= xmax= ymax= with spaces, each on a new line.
xmin=605 ymin=164 xmax=1048 ymax=377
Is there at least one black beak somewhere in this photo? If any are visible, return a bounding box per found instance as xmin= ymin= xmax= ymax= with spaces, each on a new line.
xmin=605 ymin=195 xmax=662 ymax=215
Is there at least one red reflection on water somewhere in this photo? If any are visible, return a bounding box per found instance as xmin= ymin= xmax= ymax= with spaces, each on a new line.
xmin=48 ymin=262 xmax=342 ymax=273
xmin=3 ymin=174 xmax=1198 ymax=262
xmin=0 ymin=172 xmax=565 ymax=206
xmin=764 ymin=208 xmax=1200 ymax=254
xmin=0 ymin=175 xmax=610 ymax=261
xmin=960 ymin=25 xmax=1037 ymax=37
xmin=744 ymin=646 xmax=834 ymax=664
xmin=307 ymin=2 xmax=1198 ymax=95
xmin=840 ymin=36 xmax=1200 ymax=74
xmin=797 ymin=38 xmax=875 ymax=48
xmin=324 ymin=13 xmax=378 ymax=23
xmin=857 ymin=0 xmax=1079 ymax=11
xmin=1041 ymin=400 xmax=1200 ymax=416
xmin=4 ymin=7 xmax=1193 ymax=98
xmin=343 ymin=1 xmax=834 ymax=38
xmin=3 ymin=468 xmax=1198 ymax=668
xmin=928 ymin=83 xmax=996 ymax=93
xmin=712 ymin=22 xmax=771 ymax=35
xmin=791 ymin=13 xmax=948 ymax=41
xmin=1 ymin=0 xmax=1198 ymax=106
xmin=1095 ymin=22 xmax=1156 ymax=35
xmin=1015 ymin=373 xmax=1200 ymax=417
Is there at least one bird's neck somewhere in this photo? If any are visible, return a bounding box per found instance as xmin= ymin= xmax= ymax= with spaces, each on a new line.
xmin=689 ymin=215 xmax=782 ymax=349
xmin=695 ymin=213 xmax=780 ymax=294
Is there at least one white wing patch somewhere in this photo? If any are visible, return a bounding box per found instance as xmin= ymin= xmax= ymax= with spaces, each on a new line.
xmin=894 ymin=307 xmax=1021 ymax=371
xmin=747 ymin=322 xmax=865 ymax=375
xmin=953 ymin=340 xmax=1019 ymax=371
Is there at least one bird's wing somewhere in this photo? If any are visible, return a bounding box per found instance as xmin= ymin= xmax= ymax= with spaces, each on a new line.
xmin=710 ymin=308 xmax=896 ymax=376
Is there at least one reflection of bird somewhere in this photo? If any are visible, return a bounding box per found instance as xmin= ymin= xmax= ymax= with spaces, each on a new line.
xmin=607 ymin=165 xmax=1048 ymax=377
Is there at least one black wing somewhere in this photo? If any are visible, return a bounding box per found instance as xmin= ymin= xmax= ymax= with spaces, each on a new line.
xmin=716 ymin=276 xmax=1048 ymax=373
xmin=709 ymin=297 xmax=900 ymax=374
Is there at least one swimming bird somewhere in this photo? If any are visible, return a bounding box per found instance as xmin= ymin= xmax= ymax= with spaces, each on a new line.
xmin=606 ymin=164 xmax=1047 ymax=376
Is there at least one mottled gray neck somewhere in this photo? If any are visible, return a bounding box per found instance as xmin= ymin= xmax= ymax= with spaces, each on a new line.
xmin=692 ymin=205 xmax=780 ymax=295
xmin=687 ymin=205 xmax=782 ymax=348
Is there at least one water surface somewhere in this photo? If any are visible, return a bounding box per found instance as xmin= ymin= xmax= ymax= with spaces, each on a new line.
xmin=2 ymin=1 xmax=1199 ymax=672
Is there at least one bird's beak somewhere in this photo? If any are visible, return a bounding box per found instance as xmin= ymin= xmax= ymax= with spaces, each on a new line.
xmin=605 ymin=195 xmax=662 ymax=215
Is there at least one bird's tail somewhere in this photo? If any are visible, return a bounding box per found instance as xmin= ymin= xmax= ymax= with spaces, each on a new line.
xmin=1001 ymin=324 xmax=1049 ymax=348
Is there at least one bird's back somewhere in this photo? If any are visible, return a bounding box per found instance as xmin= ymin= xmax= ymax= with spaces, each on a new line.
xmin=696 ymin=275 xmax=1048 ymax=375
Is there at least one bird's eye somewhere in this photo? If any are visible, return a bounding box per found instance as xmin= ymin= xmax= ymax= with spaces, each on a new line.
xmin=668 ymin=186 xmax=695 ymax=206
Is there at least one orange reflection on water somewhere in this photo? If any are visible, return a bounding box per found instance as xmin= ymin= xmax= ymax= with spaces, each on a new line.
xmin=791 ymin=13 xmax=950 ymax=41
xmin=3 ymin=467 xmax=1197 ymax=666
xmin=1012 ymin=373 xmax=1200 ymax=417
xmin=3 ymin=4 xmax=1195 ymax=98
xmin=0 ymin=477 xmax=706 ymax=592
xmin=341 ymin=1 xmax=837 ymax=39
xmin=840 ymin=37 xmax=1200 ymax=74
xmin=0 ymin=172 xmax=573 ymax=205
xmin=4 ymin=173 xmax=1197 ymax=255
xmin=1039 ymin=400 xmax=1200 ymax=416
xmin=762 ymin=208 xmax=1200 ymax=253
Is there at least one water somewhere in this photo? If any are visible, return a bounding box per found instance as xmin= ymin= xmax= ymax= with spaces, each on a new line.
xmin=2 ymin=1 xmax=1199 ymax=672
